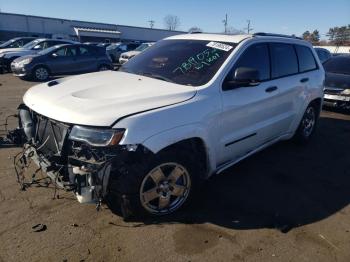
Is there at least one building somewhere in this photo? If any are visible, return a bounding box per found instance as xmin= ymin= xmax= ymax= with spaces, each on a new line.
xmin=0 ymin=12 xmax=184 ymax=43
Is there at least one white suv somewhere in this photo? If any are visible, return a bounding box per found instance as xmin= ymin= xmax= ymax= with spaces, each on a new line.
xmin=16 ymin=33 xmax=324 ymax=218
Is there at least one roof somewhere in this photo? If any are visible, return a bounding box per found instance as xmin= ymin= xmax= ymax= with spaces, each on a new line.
xmin=73 ymin=27 xmax=121 ymax=34
xmin=165 ymin=33 xmax=252 ymax=43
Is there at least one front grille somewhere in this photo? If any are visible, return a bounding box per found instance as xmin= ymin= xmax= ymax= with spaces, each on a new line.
xmin=33 ymin=113 xmax=70 ymax=158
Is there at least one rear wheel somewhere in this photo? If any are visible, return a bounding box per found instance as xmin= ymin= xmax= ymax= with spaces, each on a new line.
xmin=294 ymin=103 xmax=318 ymax=143
xmin=33 ymin=66 xmax=50 ymax=81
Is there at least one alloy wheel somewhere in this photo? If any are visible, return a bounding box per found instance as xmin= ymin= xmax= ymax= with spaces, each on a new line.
xmin=302 ymin=106 xmax=316 ymax=137
xmin=35 ymin=67 xmax=49 ymax=81
xmin=140 ymin=162 xmax=191 ymax=215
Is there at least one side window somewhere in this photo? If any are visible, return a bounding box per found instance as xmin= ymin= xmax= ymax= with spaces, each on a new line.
xmin=79 ymin=47 xmax=91 ymax=56
xmin=47 ymin=41 xmax=63 ymax=47
xmin=33 ymin=41 xmax=46 ymax=50
xmin=270 ymin=43 xmax=298 ymax=78
xmin=295 ymin=45 xmax=317 ymax=72
xmin=54 ymin=47 xmax=77 ymax=57
xmin=229 ymin=43 xmax=270 ymax=81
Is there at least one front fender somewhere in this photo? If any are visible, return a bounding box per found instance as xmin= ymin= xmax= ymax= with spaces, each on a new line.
xmin=142 ymin=124 xmax=216 ymax=176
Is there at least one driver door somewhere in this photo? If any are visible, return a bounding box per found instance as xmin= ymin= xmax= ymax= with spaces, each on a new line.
xmin=48 ymin=46 xmax=79 ymax=74
xmin=218 ymin=43 xmax=282 ymax=165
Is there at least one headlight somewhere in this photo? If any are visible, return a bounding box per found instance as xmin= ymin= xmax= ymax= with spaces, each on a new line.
xmin=341 ymin=89 xmax=350 ymax=95
xmin=69 ymin=126 xmax=125 ymax=147
xmin=16 ymin=57 xmax=33 ymax=66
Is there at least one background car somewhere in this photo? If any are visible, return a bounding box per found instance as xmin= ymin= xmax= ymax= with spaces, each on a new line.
xmin=323 ymin=55 xmax=350 ymax=109
xmin=0 ymin=38 xmax=76 ymax=72
xmin=0 ymin=37 xmax=36 ymax=49
xmin=314 ymin=47 xmax=332 ymax=63
xmin=106 ymin=42 xmax=140 ymax=63
xmin=11 ymin=43 xmax=113 ymax=81
xmin=119 ymin=42 xmax=155 ymax=64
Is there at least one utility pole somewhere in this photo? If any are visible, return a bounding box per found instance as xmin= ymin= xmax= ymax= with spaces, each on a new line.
xmin=148 ymin=20 xmax=155 ymax=29
xmin=244 ymin=20 xmax=253 ymax=34
xmin=222 ymin=14 xmax=228 ymax=34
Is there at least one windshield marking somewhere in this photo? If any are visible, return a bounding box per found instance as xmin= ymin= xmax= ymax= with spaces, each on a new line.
xmin=172 ymin=48 xmax=221 ymax=75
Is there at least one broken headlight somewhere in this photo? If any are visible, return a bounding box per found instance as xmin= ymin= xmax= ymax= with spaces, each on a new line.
xmin=69 ymin=126 xmax=125 ymax=147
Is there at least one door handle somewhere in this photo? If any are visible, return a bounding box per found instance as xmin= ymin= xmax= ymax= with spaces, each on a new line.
xmin=265 ymin=86 xmax=278 ymax=93
xmin=300 ymin=77 xmax=309 ymax=83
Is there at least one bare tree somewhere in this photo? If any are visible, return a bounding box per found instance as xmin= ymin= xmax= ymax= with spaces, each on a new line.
xmin=164 ymin=15 xmax=180 ymax=31
xmin=225 ymin=26 xmax=244 ymax=35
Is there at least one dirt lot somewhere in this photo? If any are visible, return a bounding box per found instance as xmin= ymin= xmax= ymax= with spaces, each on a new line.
xmin=0 ymin=74 xmax=350 ymax=262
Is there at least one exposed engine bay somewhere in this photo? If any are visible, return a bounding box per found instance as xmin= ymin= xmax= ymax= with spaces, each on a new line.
xmin=7 ymin=104 xmax=148 ymax=211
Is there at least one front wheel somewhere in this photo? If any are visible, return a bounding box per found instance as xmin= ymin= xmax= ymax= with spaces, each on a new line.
xmin=108 ymin=150 xmax=198 ymax=218
xmin=33 ymin=66 xmax=50 ymax=81
xmin=293 ymin=103 xmax=318 ymax=143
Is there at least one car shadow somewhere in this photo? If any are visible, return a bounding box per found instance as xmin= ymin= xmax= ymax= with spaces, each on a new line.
xmin=110 ymin=115 xmax=350 ymax=233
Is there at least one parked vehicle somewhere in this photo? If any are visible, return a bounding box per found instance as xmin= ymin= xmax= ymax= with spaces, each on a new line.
xmin=13 ymin=33 xmax=324 ymax=218
xmin=106 ymin=42 xmax=140 ymax=63
xmin=11 ymin=44 xmax=113 ymax=81
xmin=314 ymin=47 xmax=332 ymax=63
xmin=97 ymin=42 xmax=112 ymax=48
xmin=323 ymin=55 xmax=350 ymax=109
xmin=0 ymin=38 xmax=76 ymax=72
xmin=119 ymin=42 xmax=155 ymax=64
xmin=0 ymin=37 xmax=36 ymax=49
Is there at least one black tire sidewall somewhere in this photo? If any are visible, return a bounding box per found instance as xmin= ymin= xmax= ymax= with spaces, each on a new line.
xmin=294 ymin=103 xmax=319 ymax=143
xmin=109 ymin=149 xmax=200 ymax=218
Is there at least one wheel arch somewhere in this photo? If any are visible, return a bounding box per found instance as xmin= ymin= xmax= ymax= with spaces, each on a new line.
xmin=141 ymin=126 xmax=214 ymax=178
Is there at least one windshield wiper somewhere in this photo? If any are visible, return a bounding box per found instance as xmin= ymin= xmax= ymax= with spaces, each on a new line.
xmin=137 ymin=72 xmax=175 ymax=84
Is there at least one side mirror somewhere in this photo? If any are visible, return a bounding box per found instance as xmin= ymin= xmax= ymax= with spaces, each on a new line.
xmin=223 ymin=67 xmax=260 ymax=90
xmin=51 ymin=53 xmax=58 ymax=58
xmin=33 ymin=45 xmax=42 ymax=50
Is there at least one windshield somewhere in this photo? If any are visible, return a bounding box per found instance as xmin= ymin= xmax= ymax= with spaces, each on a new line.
xmin=324 ymin=56 xmax=350 ymax=75
xmin=106 ymin=43 xmax=122 ymax=50
xmin=38 ymin=45 xmax=62 ymax=55
xmin=0 ymin=39 xmax=17 ymax=48
xmin=22 ymin=39 xmax=42 ymax=49
xmin=120 ymin=39 xmax=237 ymax=86
xmin=135 ymin=43 xmax=152 ymax=52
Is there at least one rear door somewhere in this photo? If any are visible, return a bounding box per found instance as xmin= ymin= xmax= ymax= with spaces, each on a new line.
xmin=76 ymin=46 xmax=99 ymax=72
xmin=48 ymin=45 xmax=79 ymax=74
xmin=269 ymin=43 xmax=313 ymax=136
xmin=219 ymin=43 xmax=283 ymax=165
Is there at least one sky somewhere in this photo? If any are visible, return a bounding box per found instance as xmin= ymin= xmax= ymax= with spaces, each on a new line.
xmin=0 ymin=0 xmax=349 ymax=38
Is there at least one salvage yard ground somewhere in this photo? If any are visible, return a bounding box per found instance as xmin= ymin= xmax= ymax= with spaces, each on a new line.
xmin=0 ymin=74 xmax=350 ymax=262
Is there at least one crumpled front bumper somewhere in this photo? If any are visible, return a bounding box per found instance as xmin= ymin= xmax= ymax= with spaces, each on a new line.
xmin=324 ymin=93 xmax=350 ymax=108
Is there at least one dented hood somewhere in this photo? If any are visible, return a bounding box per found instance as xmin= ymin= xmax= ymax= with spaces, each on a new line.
xmin=23 ymin=71 xmax=196 ymax=126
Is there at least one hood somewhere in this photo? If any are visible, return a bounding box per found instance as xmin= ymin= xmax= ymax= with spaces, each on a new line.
xmin=122 ymin=51 xmax=141 ymax=58
xmin=325 ymin=72 xmax=350 ymax=90
xmin=23 ymin=71 xmax=196 ymax=126
xmin=1 ymin=48 xmax=35 ymax=58
xmin=13 ymin=54 xmax=38 ymax=63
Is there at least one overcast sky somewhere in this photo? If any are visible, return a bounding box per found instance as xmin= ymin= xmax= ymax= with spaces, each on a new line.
xmin=0 ymin=0 xmax=349 ymax=38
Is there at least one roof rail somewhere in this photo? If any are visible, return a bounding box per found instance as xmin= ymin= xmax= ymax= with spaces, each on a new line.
xmin=253 ymin=32 xmax=303 ymax=40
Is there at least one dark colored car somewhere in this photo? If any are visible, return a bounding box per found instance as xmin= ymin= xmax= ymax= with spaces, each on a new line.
xmin=323 ymin=55 xmax=350 ymax=109
xmin=314 ymin=47 xmax=332 ymax=63
xmin=0 ymin=38 xmax=76 ymax=73
xmin=11 ymin=44 xmax=113 ymax=81
xmin=106 ymin=42 xmax=140 ymax=63
xmin=0 ymin=37 xmax=36 ymax=49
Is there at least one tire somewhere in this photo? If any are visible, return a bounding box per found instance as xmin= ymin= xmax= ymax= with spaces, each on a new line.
xmin=33 ymin=66 xmax=50 ymax=81
xmin=98 ymin=64 xmax=111 ymax=71
xmin=293 ymin=103 xmax=319 ymax=144
xmin=107 ymin=149 xmax=200 ymax=219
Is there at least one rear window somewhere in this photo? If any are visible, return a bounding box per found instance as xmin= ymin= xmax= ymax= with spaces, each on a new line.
xmin=295 ymin=45 xmax=317 ymax=72
xmin=323 ymin=56 xmax=350 ymax=75
xmin=270 ymin=43 xmax=298 ymax=78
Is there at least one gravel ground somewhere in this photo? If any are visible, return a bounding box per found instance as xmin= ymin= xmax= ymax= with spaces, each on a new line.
xmin=0 ymin=74 xmax=350 ymax=262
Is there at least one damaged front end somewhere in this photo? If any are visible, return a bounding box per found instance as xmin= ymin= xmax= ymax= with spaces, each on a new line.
xmin=9 ymin=104 xmax=148 ymax=209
